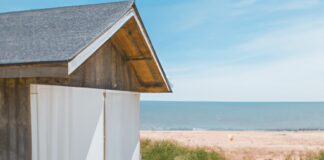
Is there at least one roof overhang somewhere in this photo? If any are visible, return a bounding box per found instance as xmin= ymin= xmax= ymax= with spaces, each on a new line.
xmin=68 ymin=7 xmax=171 ymax=92
xmin=68 ymin=8 xmax=135 ymax=75
xmin=0 ymin=5 xmax=171 ymax=93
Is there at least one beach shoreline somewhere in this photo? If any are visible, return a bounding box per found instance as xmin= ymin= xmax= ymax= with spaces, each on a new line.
xmin=141 ymin=131 xmax=324 ymax=160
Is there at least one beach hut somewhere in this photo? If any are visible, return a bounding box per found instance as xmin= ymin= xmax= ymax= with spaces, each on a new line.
xmin=0 ymin=1 xmax=171 ymax=160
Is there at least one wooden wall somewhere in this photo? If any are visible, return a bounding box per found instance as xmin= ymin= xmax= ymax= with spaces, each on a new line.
xmin=0 ymin=79 xmax=31 ymax=160
xmin=68 ymin=41 xmax=141 ymax=91
xmin=18 ymin=41 xmax=142 ymax=92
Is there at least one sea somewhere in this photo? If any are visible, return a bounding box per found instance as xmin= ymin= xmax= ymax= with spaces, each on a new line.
xmin=140 ymin=101 xmax=324 ymax=131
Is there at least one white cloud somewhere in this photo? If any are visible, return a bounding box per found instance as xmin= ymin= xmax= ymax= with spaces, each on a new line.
xmin=142 ymin=14 xmax=324 ymax=101
xmin=143 ymin=53 xmax=324 ymax=101
xmin=218 ymin=19 xmax=324 ymax=65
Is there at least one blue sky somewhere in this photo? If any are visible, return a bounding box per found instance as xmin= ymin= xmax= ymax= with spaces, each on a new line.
xmin=1 ymin=0 xmax=324 ymax=101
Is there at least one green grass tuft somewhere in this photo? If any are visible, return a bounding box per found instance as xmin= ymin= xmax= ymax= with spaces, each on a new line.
xmin=315 ymin=151 xmax=324 ymax=160
xmin=303 ymin=151 xmax=324 ymax=160
xmin=141 ymin=139 xmax=225 ymax=160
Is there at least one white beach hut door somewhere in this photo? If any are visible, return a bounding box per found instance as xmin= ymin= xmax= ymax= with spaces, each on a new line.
xmin=31 ymin=85 xmax=141 ymax=160
xmin=31 ymin=85 xmax=105 ymax=160
xmin=105 ymin=92 xmax=140 ymax=160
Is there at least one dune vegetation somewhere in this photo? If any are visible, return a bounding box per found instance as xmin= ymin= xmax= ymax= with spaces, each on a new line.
xmin=308 ymin=152 xmax=324 ymax=160
xmin=141 ymin=139 xmax=324 ymax=160
xmin=141 ymin=139 xmax=225 ymax=160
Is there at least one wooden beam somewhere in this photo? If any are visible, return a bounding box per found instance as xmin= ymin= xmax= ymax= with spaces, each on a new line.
xmin=126 ymin=56 xmax=152 ymax=61
xmin=0 ymin=63 xmax=68 ymax=78
xmin=140 ymin=82 xmax=164 ymax=88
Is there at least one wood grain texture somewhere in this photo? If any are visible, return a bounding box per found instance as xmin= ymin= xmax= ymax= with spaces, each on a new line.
xmin=0 ymin=79 xmax=31 ymax=160
xmin=0 ymin=63 xmax=68 ymax=79
xmin=67 ymin=41 xmax=141 ymax=91
xmin=111 ymin=17 xmax=169 ymax=92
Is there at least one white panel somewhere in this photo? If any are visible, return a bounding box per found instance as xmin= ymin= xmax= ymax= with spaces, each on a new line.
xmin=31 ymin=85 xmax=141 ymax=160
xmin=86 ymin=110 xmax=104 ymax=160
xmin=68 ymin=87 xmax=104 ymax=160
xmin=31 ymin=91 xmax=39 ymax=160
xmin=105 ymin=92 xmax=140 ymax=160
xmin=31 ymin=85 xmax=104 ymax=160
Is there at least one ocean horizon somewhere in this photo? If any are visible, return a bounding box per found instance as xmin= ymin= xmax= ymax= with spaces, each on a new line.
xmin=141 ymin=101 xmax=324 ymax=131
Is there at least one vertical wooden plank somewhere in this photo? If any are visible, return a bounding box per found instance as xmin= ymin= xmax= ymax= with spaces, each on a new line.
xmin=114 ymin=46 xmax=122 ymax=90
xmin=0 ymin=79 xmax=31 ymax=160
xmin=17 ymin=80 xmax=29 ymax=160
xmin=0 ymin=79 xmax=9 ymax=160
xmin=111 ymin=43 xmax=117 ymax=90
xmin=7 ymin=79 xmax=18 ymax=160
xmin=106 ymin=42 xmax=114 ymax=89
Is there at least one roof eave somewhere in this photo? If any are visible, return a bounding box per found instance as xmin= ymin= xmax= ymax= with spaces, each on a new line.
xmin=131 ymin=5 xmax=172 ymax=93
xmin=67 ymin=6 xmax=172 ymax=93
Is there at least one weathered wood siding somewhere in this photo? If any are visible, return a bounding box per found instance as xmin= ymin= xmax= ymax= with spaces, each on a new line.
xmin=0 ymin=79 xmax=31 ymax=160
xmin=67 ymin=41 xmax=141 ymax=91
xmin=0 ymin=63 xmax=68 ymax=79
xmin=18 ymin=41 xmax=142 ymax=92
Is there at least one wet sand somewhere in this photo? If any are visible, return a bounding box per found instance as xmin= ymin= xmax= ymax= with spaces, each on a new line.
xmin=141 ymin=131 xmax=324 ymax=160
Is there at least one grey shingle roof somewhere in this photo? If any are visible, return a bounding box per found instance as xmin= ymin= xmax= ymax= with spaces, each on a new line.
xmin=0 ymin=1 xmax=131 ymax=65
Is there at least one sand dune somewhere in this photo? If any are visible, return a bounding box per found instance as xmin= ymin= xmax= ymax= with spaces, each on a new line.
xmin=141 ymin=131 xmax=324 ymax=160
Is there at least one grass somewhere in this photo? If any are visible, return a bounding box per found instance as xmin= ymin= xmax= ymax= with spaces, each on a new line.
xmin=283 ymin=151 xmax=324 ymax=160
xmin=141 ymin=139 xmax=225 ymax=160
xmin=308 ymin=151 xmax=324 ymax=160
xmin=141 ymin=139 xmax=324 ymax=160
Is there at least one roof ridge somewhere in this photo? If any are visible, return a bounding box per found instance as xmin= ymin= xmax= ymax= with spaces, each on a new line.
xmin=0 ymin=1 xmax=129 ymax=16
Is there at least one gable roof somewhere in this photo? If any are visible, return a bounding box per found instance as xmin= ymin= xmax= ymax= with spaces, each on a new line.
xmin=0 ymin=1 xmax=172 ymax=92
xmin=0 ymin=1 xmax=131 ymax=65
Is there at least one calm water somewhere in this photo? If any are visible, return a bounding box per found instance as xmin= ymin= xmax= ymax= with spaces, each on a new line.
xmin=140 ymin=101 xmax=324 ymax=131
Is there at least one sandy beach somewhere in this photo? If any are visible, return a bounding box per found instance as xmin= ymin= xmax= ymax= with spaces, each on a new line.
xmin=141 ymin=131 xmax=324 ymax=160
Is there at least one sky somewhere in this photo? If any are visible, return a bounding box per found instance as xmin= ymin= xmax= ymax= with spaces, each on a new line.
xmin=1 ymin=0 xmax=324 ymax=101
